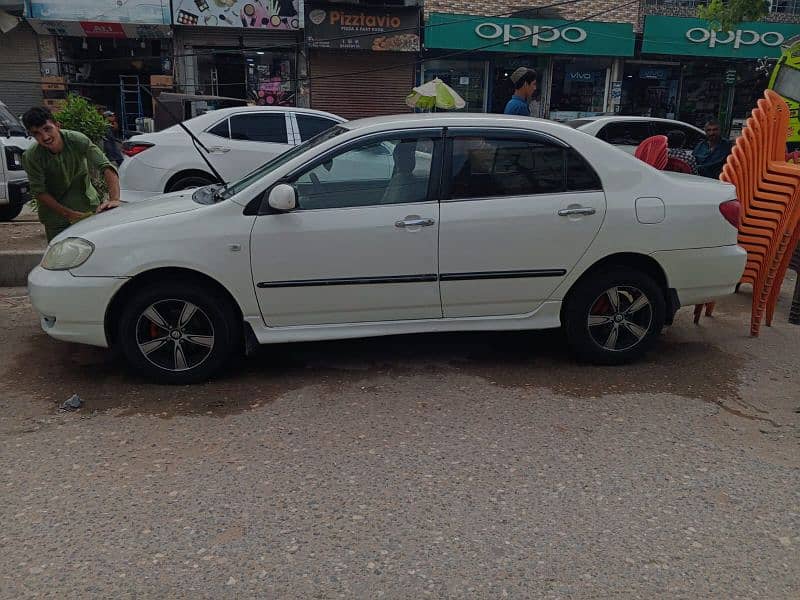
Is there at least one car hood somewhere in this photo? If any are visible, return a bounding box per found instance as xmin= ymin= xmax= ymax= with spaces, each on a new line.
xmin=52 ymin=190 xmax=200 ymax=243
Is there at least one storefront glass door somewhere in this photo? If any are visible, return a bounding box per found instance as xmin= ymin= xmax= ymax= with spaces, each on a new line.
xmin=549 ymin=58 xmax=611 ymax=122
xmin=489 ymin=56 xmax=549 ymax=116
xmin=619 ymin=63 xmax=680 ymax=119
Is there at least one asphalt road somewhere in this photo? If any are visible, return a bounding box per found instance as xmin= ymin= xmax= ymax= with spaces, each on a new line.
xmin=1 ymin=282 xmax=798 ymax=599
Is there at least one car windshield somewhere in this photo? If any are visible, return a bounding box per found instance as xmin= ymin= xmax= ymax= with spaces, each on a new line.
xmin=773 ymin=64 xmax=800 ymax=104
xmin=566 ymin=119 xmax=593 ymax=129
xmin=216 ymin=125 xmax=346 ymax=201
xmin=0 ymin=105 xmax=26 ymax=137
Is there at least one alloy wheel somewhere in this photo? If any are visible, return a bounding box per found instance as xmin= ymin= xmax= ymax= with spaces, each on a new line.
xmin=587 ymin=286 xmax=653 ymax=352
xmin=135 ymin=299 xmax=215 ymax=372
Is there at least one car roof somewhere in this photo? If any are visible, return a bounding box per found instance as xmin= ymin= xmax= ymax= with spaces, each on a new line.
xmin=573 ymin=116 xmax=703 ymax=131
xmin=206 ymin=105 xmax=345 ymax=121
xmin=341 ymin=112 xmax=578 ymax=133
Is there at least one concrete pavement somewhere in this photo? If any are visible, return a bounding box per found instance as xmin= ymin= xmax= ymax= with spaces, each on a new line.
xmin=0 ymin=283 xmax=798 ymax=598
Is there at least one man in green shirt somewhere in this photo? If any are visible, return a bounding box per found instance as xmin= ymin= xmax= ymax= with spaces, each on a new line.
xmin=21 ymin=106 xmax=121 ymax=241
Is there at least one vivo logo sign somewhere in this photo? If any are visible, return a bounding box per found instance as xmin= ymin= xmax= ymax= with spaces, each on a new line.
xmin=475 ymin=22 xmax=588 ymax=47
xmin=686 ymin=27 xmax=785 ymax=49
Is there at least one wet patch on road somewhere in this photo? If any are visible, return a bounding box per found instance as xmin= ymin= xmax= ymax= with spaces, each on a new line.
xmin=0 ymin=325 xmax=766 ymax=424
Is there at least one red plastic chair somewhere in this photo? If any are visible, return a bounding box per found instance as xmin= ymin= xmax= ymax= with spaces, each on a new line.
xmin=634 ymin=136 xmax=668 ymax=170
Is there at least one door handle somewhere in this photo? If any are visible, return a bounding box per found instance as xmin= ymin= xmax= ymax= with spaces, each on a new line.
xmin=558 ymin=206 xmax=596 ymax=217
xmin=207 ymin=146 xmax=231 ymax=153
xmin=395 ymin=217 xmax=436 ymax=228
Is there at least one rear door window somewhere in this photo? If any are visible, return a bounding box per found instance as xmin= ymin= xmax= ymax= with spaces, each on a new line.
xmin=297 ymin=115 xmax=339 ymax=141
xmin=597 ymin=122 xmax=652 ymax=146
xmin=229 ymin=113 xmax=288 ymax=143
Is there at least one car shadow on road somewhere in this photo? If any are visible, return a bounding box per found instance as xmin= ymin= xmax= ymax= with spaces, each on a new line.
xmin=3 ymin=326 xmax=748 ymax=420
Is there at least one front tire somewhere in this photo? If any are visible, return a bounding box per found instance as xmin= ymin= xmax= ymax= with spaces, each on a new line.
xmin=563 ymin=267 xmax=665 ymax=365
xmin=118 ymin=282 xmax=239 ymax=384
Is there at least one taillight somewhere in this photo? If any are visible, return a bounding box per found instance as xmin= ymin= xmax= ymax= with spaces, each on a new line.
xmin=122 ymin=142 xmax=154 ymax=157
xmin=719 ymin=199 xmax=741 ymax=228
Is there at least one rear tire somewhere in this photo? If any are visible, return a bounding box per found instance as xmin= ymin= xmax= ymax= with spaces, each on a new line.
xmin=0 ymin=202 xmax=23 ymax=222
xmin=563 ymin=267 xmax=665 ymax=365
xmin=118 ymin=281 xmax=239 ymax=384
xmin=166 ymin=174 xmax=215 ymax=193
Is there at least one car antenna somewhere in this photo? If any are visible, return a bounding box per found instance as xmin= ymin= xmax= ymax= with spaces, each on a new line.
xmin=137 ymin=85 xmax=226 ymax=186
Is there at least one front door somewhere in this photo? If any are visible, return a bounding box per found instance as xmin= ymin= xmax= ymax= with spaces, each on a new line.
xmin=251 ymin=130 xmax=443 ymax=327
xmin=438 ymin=130 xmax=606 ymax=317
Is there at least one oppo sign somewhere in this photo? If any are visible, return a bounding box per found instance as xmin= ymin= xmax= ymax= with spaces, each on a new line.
xmin=686 ymin=27 xmax=785 ymax=49
xmin=475 ymin=22 xmax=588 ymax=47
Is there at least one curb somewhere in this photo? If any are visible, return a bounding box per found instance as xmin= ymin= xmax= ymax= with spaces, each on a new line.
xmin=0 ymin=251 xmax=43 ymax=287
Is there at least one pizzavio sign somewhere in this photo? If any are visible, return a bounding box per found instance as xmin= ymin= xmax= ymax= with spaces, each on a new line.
xmin=424 ymin=12 xmax=635 ymax=56
xmin=642 ymin=16 xmax=796 ymax=58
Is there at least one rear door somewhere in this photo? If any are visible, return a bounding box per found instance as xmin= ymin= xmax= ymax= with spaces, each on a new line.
xmin=438 ymin=129 xmax=606 ymax=318
xmin=201 ymin=111 xmax=292 ymax=181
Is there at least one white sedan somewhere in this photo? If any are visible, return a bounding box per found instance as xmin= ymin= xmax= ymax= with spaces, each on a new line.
xmin=119 ymin=106 xmax=345 ymax=201
xmin=29 ymin=114 xmax=746 ymax=383
xmin=567 ymin=116 xmax=705 ymax=154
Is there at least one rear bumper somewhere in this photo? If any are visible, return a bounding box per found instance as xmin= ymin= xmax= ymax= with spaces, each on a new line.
xmin=652 ymin=244 xmax=747 ymax=307
xmin=119 ymin=158 xmax=170 ymax=200
xmin=28 ymin=266 xmax=127 ymax=348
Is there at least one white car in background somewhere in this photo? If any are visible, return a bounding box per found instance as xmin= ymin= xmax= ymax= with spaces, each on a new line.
xmin=119 ymin=106 xmax=345 ymax=201
xmin=29 ymin=114 xmax=746 ymax=384
xmin=568 ymin=116 xmax=705 ymax=154
xmin=0 ymin=102 xmax=33 ymax=221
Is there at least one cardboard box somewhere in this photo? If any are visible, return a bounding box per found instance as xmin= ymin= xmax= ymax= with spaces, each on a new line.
xmin=150 ymin=75 xmax=173 ymax=89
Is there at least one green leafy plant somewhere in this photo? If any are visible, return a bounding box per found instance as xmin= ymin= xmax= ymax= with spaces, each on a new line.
xmin=698 ymin=0 xmax=770 ymax=31
xmin=54 ymin=94 xmax=108 ymax=144
xmin=55 ymin=94 xmax=110 ymax=201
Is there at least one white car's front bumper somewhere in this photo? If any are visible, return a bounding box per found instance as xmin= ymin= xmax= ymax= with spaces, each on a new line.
xmin=28 ymin=266 xmax=127 ymax=348
xmin=652 ymin=244 xmax=747 ymax=307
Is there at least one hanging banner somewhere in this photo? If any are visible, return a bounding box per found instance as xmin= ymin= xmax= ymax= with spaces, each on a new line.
xmin=25 ymin=0 xmax=171 ymax=24
xmin=171 ymin=0 xmax=303 ymax=31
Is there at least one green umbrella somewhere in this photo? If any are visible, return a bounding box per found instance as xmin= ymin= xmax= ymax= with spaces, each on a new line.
xmin=406 ymin=78 xmax=466 ymax=111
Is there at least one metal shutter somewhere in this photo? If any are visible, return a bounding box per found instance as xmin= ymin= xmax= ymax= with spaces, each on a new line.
xmin=174 ymin=27 xmax=299 ymax=49
xmin=309 ymin=50 xmax=414 ymax=120
xmin=0 ymin=22 xmax=42 ymax=115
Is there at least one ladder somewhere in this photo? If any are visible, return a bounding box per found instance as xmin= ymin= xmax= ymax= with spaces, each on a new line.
xmin=119 ymin=75 xmax=143 ymax=138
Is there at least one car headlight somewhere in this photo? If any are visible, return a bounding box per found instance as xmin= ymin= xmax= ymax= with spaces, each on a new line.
xmin=41 ymin=238 xmax=95 ymax=271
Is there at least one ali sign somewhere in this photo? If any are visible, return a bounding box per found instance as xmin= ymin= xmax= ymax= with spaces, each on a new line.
xmin=424 ymin=12 xmax=635 ymax=56
xmin=643 ymin=16 xmax=795 ymax=59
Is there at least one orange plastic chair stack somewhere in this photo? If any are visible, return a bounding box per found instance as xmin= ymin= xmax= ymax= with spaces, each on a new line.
xmin=720 ymin=90 xmax=800 ymax=336
xmin=634 ymin=135 xmax=668 ymax=170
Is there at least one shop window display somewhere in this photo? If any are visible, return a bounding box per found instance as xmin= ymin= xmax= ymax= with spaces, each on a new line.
xmin=619 ymin=64 xmax=680 ymax=118
xmin=550 ymin=58 xmax=610 ymax=122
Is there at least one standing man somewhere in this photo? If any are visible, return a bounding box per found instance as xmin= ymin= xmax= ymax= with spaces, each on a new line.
xmin=102 ymin=110 xmax=124 ymax=167
xmin=504 ymin=67 xmax=538 ymax=117
xmin=693 ymin=119 xmax=733 ymax=179
xmin=21 ymin=106 xmax=121 ymax=242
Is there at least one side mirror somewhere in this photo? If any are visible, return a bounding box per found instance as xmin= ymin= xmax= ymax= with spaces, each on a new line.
xmin=267 ymin=183 xmax=297 ymax=212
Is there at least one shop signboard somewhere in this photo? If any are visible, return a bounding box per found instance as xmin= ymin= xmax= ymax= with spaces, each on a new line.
xmin=425 ymin=12 xmax=634 ymax=56
xmin=305 ymin=3 xmax=419 ymax=51
xmin=25 ymin=0 xmax=170 ymax=24
xmin=642 ymin=16 xmax=797 ymax=59
xmin=170 ymin=0 xmax=303 ymax=30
